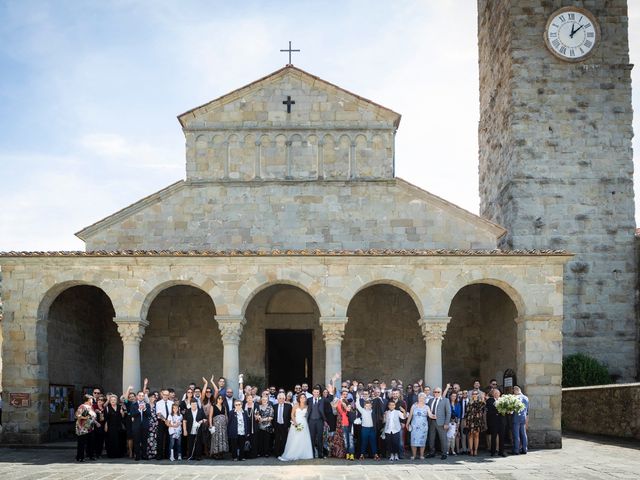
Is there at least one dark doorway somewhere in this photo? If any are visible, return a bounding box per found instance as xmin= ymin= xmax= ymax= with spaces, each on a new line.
xmin=266 ymin=329 xmax=313 ymax=390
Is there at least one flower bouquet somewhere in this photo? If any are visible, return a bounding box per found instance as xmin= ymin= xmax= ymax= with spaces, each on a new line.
xmin=295 ymin=423 xmax=304 ymax=432
xmin=495 ymin=394 xmax=525 ymax=415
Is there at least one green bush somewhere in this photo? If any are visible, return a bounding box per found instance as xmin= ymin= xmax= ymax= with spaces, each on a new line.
xmin=562 ymin=353 xmax=611 ymax=387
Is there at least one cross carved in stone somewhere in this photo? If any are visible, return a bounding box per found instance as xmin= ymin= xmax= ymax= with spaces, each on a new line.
xmin=283 ymin=95 xmax=295 ymax=113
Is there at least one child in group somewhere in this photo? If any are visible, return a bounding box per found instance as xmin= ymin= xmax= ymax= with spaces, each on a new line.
xmin=447 ymin=420 xmax=458 ymax=456
xmin=166 ymin=403 xmax=183 ymax=461
xmin=355 ymin=393 xmax=379 ymax=460
xmin=383 ymin=400 xmax=405 ymax=461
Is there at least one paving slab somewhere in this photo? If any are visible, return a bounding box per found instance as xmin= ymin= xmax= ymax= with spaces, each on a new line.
xmin=0 ymin=434 xmax=638 ymax=479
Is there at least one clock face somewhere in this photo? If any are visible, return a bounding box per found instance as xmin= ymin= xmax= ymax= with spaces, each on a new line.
xmin=544 ymin=7 xmax=599 ymax=62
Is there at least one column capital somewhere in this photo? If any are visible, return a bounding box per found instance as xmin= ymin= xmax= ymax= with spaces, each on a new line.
xmin=114 ymin=317 xmax=148 ymax=344
xmin=320 ymin=316 xmax=348 ymax=344
xmin=215 ymin=315 xmax=246 ymax=345
xmin=418 ymin=316 xmax=451 ymax=342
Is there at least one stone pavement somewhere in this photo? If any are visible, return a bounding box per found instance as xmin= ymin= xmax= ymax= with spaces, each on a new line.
xmin=0 ymin=434 xmax=637 ymax=479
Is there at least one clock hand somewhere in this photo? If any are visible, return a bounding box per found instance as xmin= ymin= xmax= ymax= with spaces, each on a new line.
xmin=569 ymin=24 xmax=576 ymax=38
xmin=570 ymin=24 xmax=585 ymax=38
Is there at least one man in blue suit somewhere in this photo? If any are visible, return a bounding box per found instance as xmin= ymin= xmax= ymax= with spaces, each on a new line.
xmin=129 ymin=391 xmax=151 ymax=460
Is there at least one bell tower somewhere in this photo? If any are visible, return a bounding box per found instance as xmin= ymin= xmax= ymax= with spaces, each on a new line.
xmin=478 ymin=0 xmax=637 ymax=380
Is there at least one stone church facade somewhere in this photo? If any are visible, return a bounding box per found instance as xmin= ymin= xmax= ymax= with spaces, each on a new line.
xmin=0 ymin=1 xmax=635 ymax=450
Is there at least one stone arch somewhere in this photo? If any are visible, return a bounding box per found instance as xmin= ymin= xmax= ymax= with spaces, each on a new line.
xmin=40 ymin=281 xmax=122 ymax=439
xmin=138 ymin=275 xmax=220 ymax=322
xmin=438 ymin=273 xmax=526 ymax=318
xmin=141 ymin=281 xmax=221 ymax=390
xmin=237 ymin=273 xmax=330 ymax=318
xmin=343 ymin=280 xmax=424 ymax=382
xmin=443 ymin=280 xmax=521 ymax=388
xmin=335 ymin=276 xmax=425 ymax=318
xmin=37 ymin=278 xmax=119 ymax=322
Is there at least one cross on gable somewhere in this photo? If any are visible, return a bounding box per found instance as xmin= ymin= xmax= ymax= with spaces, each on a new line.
xmin=279 ymin=40 xmax=300 ymax=66
xmin=283 ymin=95 xmax=295 ymax=113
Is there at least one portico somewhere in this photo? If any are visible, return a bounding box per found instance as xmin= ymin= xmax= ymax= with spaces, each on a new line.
xmin=0 ymin=249 xmax=568 ymax=447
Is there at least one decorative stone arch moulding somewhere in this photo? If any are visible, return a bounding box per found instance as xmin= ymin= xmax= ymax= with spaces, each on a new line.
xmin=335 ymin=275 xmax=426 ymax=319
xmin=191 ymin=130 xmax=388 ymax=148
xmin=137 ymin=273 xmax=221 ymax=322
xmin=235 ymin=271 xmax=331 ymax=318
xmin=438 ymin=273 xmax=527 ymax=319
xmin=36 ymin=277 xmax=119 ymax=322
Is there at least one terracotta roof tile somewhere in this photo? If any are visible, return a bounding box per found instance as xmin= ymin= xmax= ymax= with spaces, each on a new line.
xmin=0 ymin=248 xmax=570 ymax=258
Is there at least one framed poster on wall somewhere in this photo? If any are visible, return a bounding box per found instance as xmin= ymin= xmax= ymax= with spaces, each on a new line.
xmin=49 ymin=384 xmax=75 ymax=423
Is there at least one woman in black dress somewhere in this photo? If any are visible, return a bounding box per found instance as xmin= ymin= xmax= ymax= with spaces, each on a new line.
xmin=104 ymin=394 xmax=124 ymax=458
xmin=93 ymin=395 xmax=107 ymax=458
xmin=486 ymin=388 xmax=507 ymax=457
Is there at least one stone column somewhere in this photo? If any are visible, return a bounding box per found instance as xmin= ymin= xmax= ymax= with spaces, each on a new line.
xmin=285 ymin=140 xmax=293 ymax=179
xmin=254 ymin=139 xmax=262 ymax=179
xmin=516 ymin=314 xmax=563 ymax=449
xmin=215 ymin=315 xmax=246 ymax=395
xmin=349 ymin=140 xmax=356 ymax=178
xmin=320 ymin=316 xmax=348 ymax=387
xmin=317 ymin=139 xmax=324 ymax=179
xmin=418 ymin=316 xmax=450 ymax=389
xmin=115 ymin=317 xmax=148 ymax=393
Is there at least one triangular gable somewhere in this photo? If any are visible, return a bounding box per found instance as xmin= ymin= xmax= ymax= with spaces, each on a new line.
xmin=177 ymin=65 xmax=401 ymax=129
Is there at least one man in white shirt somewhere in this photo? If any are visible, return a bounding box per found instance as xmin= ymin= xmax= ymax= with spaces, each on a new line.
xmin=155 ymin=389 xmax=173 ymax=460
xmin=301 ymin=383 xmax=313 ymax=399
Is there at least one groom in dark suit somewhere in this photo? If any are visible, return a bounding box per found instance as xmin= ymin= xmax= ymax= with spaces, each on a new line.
xmin=307 ymin=386 xmax=326 ymax=458
xmin=272 ymin=393 xmax=292 ymax=457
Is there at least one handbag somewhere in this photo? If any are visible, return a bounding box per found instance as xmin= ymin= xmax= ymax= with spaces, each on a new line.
xmin=243 ymin=440 xmax=252 ymax=452
xmin=209 ymin=425 xmax=216 ymax=434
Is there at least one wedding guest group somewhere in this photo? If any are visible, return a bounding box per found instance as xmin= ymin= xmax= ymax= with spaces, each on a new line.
xmin=74 ymin=374 xmax=529 ymax=462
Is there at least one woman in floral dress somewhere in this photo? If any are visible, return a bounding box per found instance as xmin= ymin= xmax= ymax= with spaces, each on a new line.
xmin=75 ymin=394 xmax=96 ymax=462
xmin=465 ymin=390 xmax=486 ymax=456
xmin=406 ymin=392 xmax=429 ymax=459
xmin=146 ymin=393 xmax=158 ymax=459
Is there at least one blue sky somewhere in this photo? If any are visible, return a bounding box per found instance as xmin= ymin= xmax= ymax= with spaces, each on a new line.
xmin=1 ymin=0 xmax=639 ymax=250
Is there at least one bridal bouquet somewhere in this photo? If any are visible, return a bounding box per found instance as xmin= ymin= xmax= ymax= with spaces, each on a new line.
xmin=294 ymin=423 xmax=304 ymax=432
xmin=495 ymin=394 xmax=525 ymax=415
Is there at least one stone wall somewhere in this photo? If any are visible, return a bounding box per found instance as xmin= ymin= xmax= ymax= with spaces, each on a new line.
xmin=478 ymin=0 xmax=637 ymax=381
xmin=181 ymin=66 xmax=397 ymax=182
xmin=444 ymin=284 xmax=518 ymax=388
xmin=343 ymin=284 xmax=423 ymax=384
xmin=48 ymin=286 xmax=121 ymax=396
xmin=78 ymin=179 xmax=503 ymax=252
xmin=563 ymin=383 xmax=640 ymax=439
xmin=140 ymin=285 xmax=222 ymax=391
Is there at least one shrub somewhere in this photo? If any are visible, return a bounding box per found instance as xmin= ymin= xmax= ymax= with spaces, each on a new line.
xmin=562 ymin=353 xmax=611 ymax=387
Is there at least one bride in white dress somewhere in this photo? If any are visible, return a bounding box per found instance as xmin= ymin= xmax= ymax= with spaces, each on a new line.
xmin=278 ymin=394 xmax=314 ymax=461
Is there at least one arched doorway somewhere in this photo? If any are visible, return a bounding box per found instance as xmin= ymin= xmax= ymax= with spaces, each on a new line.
xmin=443 ymin=283 xmax=518 ymax=389
xmin=46 ymin=285 xmax=121 ymax=440
xmin=141 ymin=285 xmax=219 ymax=391
xmin=240 ymin=284 xmax=322 ymax=390
xmin=343 ymin=284 xmax=423 ymax=383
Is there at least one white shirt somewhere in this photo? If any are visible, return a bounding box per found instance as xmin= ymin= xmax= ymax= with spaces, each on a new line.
xmin=355 ymin=402 xmax=374 ymax=428
xmin=384 ymin=409 xmax=405 ymax=434
xmin=236 ymin=411 xmax=245 ymax=436
xmin=225 ymin=396 xmax=234 ymax=412
xmin=303 ymin=391 xmax=313 ymax=399
xmin=190 ymin=409 xmax=200 ymax=434
xmin=277 ymin=403 xmax=284 ymax=424
xmin=156 ymin=399 xmax=173 ymax=420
